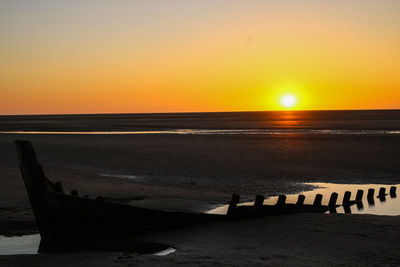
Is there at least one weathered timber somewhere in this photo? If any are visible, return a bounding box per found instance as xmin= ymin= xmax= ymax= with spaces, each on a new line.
xmin=15 ymin=140 xmax=222 ymax=251
xmin=367 ymin=188 xmax=375 ymax=200
xmin=254 ymin=195 xmax=265 ymax=208
xmin=15 ymin=140 xmax=336 ymax=252
xmin=343 ymin=205 xmax=352 ymax=214
xmin=276 ymin=195 xmax=286 ymax=206
xmin=390 ymin=186 xmax=397 ymax=198
xmin=328 ymin=192 xmax=338 ymax=208
xmin=356 ymin=201 xmax=364 ymax=211
xmin=296 ymin=195 xmax=305 ymax=206
xmin=233 ymin=202 xmax=329 ymax=219
xmin=313 ymin=194 xmax=323 ymax=207
xmin=343 ymin=191 xmax=351 ymax=205
xmin=227 ymin=194 xmax=240 ymax=216
xmin=378 ymin=187 xmax=387 ymax=199
xmin=356 ymin=190 xmax=364 ymax=202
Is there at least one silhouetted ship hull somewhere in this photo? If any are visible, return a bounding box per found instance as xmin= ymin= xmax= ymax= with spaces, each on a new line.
xmin=15 ymin=140 xmax=331 ymax=253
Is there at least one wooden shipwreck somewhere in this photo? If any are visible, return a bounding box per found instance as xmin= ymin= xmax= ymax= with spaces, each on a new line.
xmin=16 ymin=140 xmax=343 ymax=253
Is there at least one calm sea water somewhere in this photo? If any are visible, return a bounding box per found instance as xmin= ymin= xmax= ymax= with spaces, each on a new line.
xmin=1 ymin=110 xmax=400 ymax=132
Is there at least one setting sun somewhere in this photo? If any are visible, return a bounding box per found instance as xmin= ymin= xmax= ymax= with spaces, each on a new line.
xmin=281 ymin=95 xmax=297 ymax=108
xmin=1 ymin=1 xmax=399 ymax=115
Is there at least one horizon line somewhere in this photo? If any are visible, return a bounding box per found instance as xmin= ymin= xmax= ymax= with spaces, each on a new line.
xmin=1 ymin=108 xmax=400 ymax=117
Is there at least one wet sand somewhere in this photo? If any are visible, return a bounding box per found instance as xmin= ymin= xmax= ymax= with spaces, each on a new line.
xmin=1 ymin=111 xmax=400 ymax=265
xmin=2 ymin=214 xmax=400 ymax=266
xmin=1 ymin=133 xmax=399 ymax=218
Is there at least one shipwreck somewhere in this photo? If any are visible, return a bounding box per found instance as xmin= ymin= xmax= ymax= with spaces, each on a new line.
xmin=16 ymin=140 xmax=344 ymax=253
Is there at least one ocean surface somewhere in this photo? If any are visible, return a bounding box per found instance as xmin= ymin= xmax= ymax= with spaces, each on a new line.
xmin=1 ymin=110 xmax=400 ymax=132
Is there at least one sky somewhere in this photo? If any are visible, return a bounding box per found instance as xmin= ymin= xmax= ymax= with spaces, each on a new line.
xmin=1 ymin=0 xmax=399 ymax=114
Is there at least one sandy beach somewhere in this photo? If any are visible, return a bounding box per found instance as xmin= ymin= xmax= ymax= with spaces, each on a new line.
xmin=1 ymin=132 xmax=399 ymax=216
xmin=0 ymin=111 xmax=400 ymax=265
xmin=2 ymin=214 xmax=400 ymax=266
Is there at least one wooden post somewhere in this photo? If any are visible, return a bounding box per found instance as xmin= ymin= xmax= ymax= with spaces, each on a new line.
xmin=328 ymin=192 xmax=338 ymax=208
xmin=355 ymin=190 xmax=364 ymax=202
xmin=227 ymin=194 xmax=240 ymax=216
xmin=343 ymin=191 xmax=351 ymax=205
xmin=329 ymin=208 xmax=337 ymax=214
xmin=390 ymin=186 xmax=397 ymax=198
xmin=254 ymin=195 xmax=265 ymax=208
xmin=313 ymin=194 xmax=323 ymax=207
xmin=343 ymin=205 xmax=352 ymax=214
xmin=367 ymin=188 xmax=375 ymax=200
xmin=276 ymin=195 xmax=286 ymax=206
xmin=328 ymin=192 xmax=338 ymax=213
xmin=367 ymin=194 xmax=375 ymax=206
xmin=378 ymin=187 xmax=386 ymax=198
xmin=296 ymin=195 xmax=305 ymax=206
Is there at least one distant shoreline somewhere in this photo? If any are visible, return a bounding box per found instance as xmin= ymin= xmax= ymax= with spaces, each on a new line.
xmin=1 ymin=129 xmax=400 ymax=135
xmin=1 ymin=108 xmax=400 ymax=117
xmin=1 ymin=110 xmax=400 ymax=132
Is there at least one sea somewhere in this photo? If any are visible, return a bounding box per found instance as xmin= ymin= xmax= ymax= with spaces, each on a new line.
xmin=1 ymin=109 xmax=400 ymax=133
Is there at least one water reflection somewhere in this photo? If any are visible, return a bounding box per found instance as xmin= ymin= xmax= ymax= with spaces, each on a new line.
xmin=0 ymin=234 xmax=40 ymax=255
xmin=356 ymin=201 xmax=364 ymax=211
xmin=208 ymin=183 xmax=400 ymax=216
xmin=269 ymin=111 xmax=299 ymax=128
xmin=0 ymin=234 xmax=175 ymax=255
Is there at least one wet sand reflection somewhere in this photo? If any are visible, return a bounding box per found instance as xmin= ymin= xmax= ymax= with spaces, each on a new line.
xmin=208 ymin=183 xmax=400 ymax=216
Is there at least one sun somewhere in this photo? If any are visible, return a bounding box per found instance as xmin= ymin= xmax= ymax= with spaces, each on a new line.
xmin=281 ymin=95 xmax=297 ymax=108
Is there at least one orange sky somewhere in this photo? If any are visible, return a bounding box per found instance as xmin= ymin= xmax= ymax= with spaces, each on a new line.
xmin=1 ymin=1 xmax=400 ymax=114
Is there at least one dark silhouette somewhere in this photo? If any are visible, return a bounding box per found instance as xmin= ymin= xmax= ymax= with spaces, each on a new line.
xmin=328 ymin=192 xmax=338 ymax=213
xmin=343 ymin=205 xmax=352 ymax=214
xmin=367 ymin=188 xmax=376 ymax=206
xmin=15 ymin=140 xmax=334 ymax=253
xmin=390 ymin=186 xmax=397 ymax=198
xmin=356 ymin=190 xmax=364 ymax=202
xmin=378 ymin=187 xmax=387 ymax=202
xmin=254 ymin=195 xmax=265 ymax=208
xmin=296 ymin=195 xmax=306 ymax=206
xmin=313 ymin=194 xmax=323 ymax=207
xmin=277 ymin=195 xmax=287 ymax=206
xmin=356 ymin=201 xmax=364 ymax=211
xmin=15 ymin=140 xmax=222 ymax=253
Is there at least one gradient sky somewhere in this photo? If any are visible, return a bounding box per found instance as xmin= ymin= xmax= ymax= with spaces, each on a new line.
xmin=1 ymin=0 xmax=399 ymax=114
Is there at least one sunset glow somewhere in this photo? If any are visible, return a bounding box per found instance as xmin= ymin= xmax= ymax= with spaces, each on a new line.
xmin=281 ymin=95 xmax=297 ymax=109
xmin=1 ymin=1 xmax=400 ymax=115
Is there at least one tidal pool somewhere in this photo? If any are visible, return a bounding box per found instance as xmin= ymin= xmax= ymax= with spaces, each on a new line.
xmin=0 ymin=234 xmax=40 ymax=255
xmin=0 ymin=234 xmax=176 ymax=256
